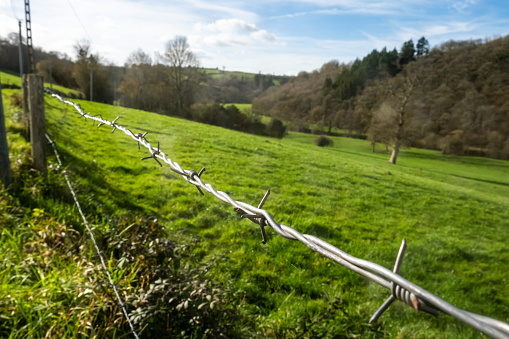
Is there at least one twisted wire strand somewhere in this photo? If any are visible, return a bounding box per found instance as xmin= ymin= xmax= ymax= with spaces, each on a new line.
xmin=46 ymin=90 xmax=509 ymax=339
xmin=45 ymin=133 xmax=140 ymax=339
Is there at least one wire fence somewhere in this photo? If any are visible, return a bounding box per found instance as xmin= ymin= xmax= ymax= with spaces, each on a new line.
xmin=45 ymin=133 xmax=140 ymax=339
xmin=45 ymin=89 xmax=509 ymax=339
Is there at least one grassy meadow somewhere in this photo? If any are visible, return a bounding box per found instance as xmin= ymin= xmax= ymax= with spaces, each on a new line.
xmin=202 ymin=68 xmax=256 ymax=81
xmin=1 ymin=77 xmax=509 ymax=337
xmin=1 ymin=71 xmax=80 ymax=97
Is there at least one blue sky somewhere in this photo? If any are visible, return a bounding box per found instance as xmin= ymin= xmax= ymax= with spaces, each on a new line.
xmin=1 ymin=0 xmax=509 ymax=75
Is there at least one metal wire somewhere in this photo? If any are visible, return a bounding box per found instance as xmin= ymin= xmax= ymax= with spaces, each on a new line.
xmin=45 ymin=133 xmax=140 ymax=339
xmin=46 ymin=90 xmax=509 ymax=339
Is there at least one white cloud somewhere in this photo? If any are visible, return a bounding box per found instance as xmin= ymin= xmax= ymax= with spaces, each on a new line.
xmin=195 ymin=19 xmax=258 ymax=33
xmin=190 ymin=19 xmax=276 ymax=48
xmin=453 ymin=0 xmax=476 ymax=13
xmin=251 ymin=29 xmax=276 ymax=42
xmin=396 ymin=21 xmax=476 ymax=41
xmin=280 ymin=0 xmax=415 ymax=15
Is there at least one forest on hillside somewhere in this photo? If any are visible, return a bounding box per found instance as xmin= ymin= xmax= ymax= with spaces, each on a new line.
xmin=253 ymin=36 xmax=509 ymax=160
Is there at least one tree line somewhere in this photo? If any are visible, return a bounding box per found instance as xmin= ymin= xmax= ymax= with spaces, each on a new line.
xmin=0 ymin=34 xmax=288 ymax=138
xmin=253 ymin=36 xmax=509 ymax=161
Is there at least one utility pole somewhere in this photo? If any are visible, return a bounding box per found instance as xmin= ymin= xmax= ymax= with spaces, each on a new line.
xmin=18 ymin=20 xmax=24 ymax=77
xmin=90 ymin=70 xmax=93 ymax=101
xmin=22 ymin=0 xmax=35 ymax=136
xmin=113 ymin=79 xmax=117 ymax=103
xmin=24 ymin=0 xmax=35 ymax=74
xmin=48 ymin=56 xmax=53 ymax=90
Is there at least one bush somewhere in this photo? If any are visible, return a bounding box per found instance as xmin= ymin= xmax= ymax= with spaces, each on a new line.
xmin=9 ymin=93 xmax=23 ymax=108
xmin=190 ymin=104 xmax=287 ymax=139
xmin=266 ymin=118 xmax=287 ymax=138
xmin=441 ymin=136 xmax=464 ymax=155
xmin=108 ymin=216 xmax=242 ymax=338
xmin=316 ymin=135 xmax=333 ymax=147
xmin=298 ymin=125 xmax=311 ymax=134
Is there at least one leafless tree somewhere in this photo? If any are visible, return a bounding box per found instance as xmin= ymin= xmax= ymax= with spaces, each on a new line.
xmin=161 ymin=36 xmax=200 ymax=115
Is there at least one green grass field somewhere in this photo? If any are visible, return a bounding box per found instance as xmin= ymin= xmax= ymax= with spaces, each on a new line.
xmin=1 ymin=71 xmax=81 ymax=97
xmin=2 ymin=79 xmax=509 ymax=337
xmin=202 ymin=68 xmax=257 ymax=81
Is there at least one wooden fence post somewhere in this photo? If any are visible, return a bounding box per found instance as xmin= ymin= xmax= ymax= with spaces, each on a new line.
xmin=27 ymin=74 xmax=46 ymax=173
xmin=0 ymin=74 xmax=13 ymax=187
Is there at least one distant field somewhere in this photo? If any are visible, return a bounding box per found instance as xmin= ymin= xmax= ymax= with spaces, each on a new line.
xmin=201 ymin=68 xmax=256 ymax=81
xmin=225 ymin=103 xmax=252 ymax=114
xmin=2 ymin=83 xmax=509 ymax=337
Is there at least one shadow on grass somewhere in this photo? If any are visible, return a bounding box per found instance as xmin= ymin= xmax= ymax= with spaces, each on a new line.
xmin=450 ymin=174 xmax=509 ymax=187
xmin=51 ymin=145 xmax=146 ymax=214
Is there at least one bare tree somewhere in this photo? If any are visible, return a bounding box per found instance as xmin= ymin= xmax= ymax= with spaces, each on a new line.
xmin=161 ymin=36 xmax=200 ymax=115
xmin=387 ymin=72 xmax=417 ymax=164
xmin=72 ymin=40 xmax=112 ymax=103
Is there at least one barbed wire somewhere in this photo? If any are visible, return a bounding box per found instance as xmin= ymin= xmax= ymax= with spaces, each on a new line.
xmin=45 ymin=90 xmax=509 ymax=339
xmin=45 ymin=133 xmax=140 ymax=339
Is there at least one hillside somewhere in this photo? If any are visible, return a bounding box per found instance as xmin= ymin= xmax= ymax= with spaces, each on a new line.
xmin=253 ymin=36 xmax=509 ymax=160
xmin=199 ymin=68 xmax=291 ymax=104
xmin=2 ymin=76 xmax=509 ymax=337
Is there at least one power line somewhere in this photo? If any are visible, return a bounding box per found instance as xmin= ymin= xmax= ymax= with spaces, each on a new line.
xmin=66 ymin=0 xmax=93 ymax=43
xmin=45 ymin=90 xmax=509 ymax=339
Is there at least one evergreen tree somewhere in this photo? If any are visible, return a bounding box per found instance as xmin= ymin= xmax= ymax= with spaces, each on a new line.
xmin=416 ymin=37 xmax=430 ymax=57
xmin=399 ymin=39 xmax=416 ymax=65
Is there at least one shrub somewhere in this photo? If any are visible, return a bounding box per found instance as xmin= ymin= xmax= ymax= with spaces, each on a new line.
xmin=266 ymin=118 xmax=287 ymax=138
xmin=316 ymin=135 xmax=333 ymax=147
xmin=298 ymin=125 xmax=311 ymax=134
xmin=441 ymin=136 xmax=464 ymax=155
xmin=9 ymin=93 xmax=23 ymax=108
xmin=107 ymin=215 xmax=242 ymax=338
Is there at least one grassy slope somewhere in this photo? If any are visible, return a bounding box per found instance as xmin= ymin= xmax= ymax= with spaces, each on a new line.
xmin=227 ymin=103 xmax=365 ymax=135
xmin=1 ymin=71 xmax=80 ymax=96
xmin=202 ymin=68 xmax=285 ymax=86
xmin=2 ymin=83 xmax=509 ymax=337
xmin=202 ymin=68 xmax=256 ymax=81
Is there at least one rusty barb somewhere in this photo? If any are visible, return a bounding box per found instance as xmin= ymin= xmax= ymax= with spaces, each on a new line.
xmin=46 ymin=90 xmax=509 ymax=339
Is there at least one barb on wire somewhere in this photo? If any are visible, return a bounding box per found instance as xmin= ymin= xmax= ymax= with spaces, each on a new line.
xmin=45 ymin=132 xmax=140 ymax=339
xmin=237 ymin=189 xmax=271 ymax=244
xmin=130 ymin=130 xmax=148 ymax=149
xmin=141 ymin=141 xmax=162 ymax=167
xmin=186 ymin=168 xmax=206 ymax=195
xmin=46 ymin=90 xmax=509 ymax=339
xmin=111 ymin=116 xmax=120 ymax=133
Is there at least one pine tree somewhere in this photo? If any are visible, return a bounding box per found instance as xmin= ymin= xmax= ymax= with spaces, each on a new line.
xmin=416 ymin=37 xmax=430 ymax=57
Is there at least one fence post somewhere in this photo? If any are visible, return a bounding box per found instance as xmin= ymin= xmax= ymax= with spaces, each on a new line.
xmin=0 ymin=74 xmax=13 ymax=187
xmin=27 ymin=74 xmax=46 ymax=173
xmin=22 ymin=74 xmax=30 ymax=138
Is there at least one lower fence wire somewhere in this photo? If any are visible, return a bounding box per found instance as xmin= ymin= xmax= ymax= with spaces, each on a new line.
xmin=45 ymin=90 xmax=509 ymax=339
xmin=45 ymin=134 xmax=140 ymax=339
